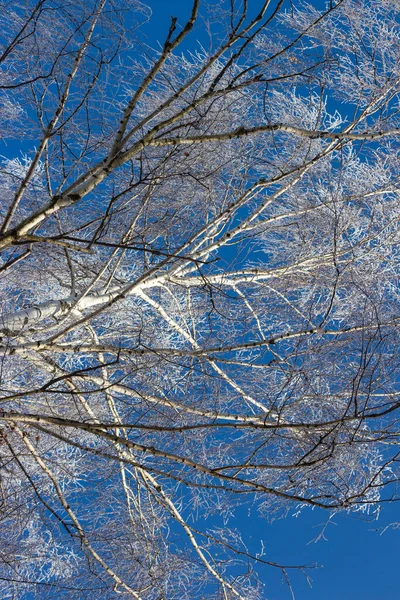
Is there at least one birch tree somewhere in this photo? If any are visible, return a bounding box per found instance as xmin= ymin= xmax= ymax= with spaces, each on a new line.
xmin=1 ymin=0 xmax=400 ymax=597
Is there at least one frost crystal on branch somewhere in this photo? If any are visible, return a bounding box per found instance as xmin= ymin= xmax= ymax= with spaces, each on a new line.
xmin=0 ymin=0 xmax=399 ymax=598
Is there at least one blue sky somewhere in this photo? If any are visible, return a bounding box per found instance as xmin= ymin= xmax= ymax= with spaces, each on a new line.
xmin=139 ymin=1 xmax=400 ymax=598
xmin=233 ymin=503 xmax=399 ymax=599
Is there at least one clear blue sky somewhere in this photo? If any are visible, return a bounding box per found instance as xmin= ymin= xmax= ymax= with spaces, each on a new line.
xmin=231 ymin=502 xmax=400 ymax=599
xmin=140 ymin=2 xmax=400 ymax=598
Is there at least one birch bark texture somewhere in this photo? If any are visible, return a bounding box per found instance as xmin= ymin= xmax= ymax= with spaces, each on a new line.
xmin=1 ymin=0 xmax=400 ymax=598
